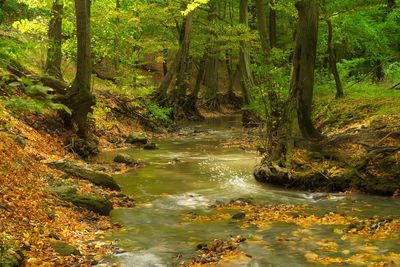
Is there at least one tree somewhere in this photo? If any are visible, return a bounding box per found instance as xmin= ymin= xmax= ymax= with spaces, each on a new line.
xmin=157 ymin=12 xmax=194 ymax=104
xmin=275 ymin=0 xmax=321 ymax=160
xmin=388 ymin=0 xmax=396 ymax=10
xmin=238 ymin=0 xmax=254 ymax=106
xmin=46 ymin=0 xmax=63 ymax=80
xmin=269 ymin=6 xmax=277 ymax=48
xmin=326 ymin=19 xmax=344 ymax=99
xmin=254 ymin=0 xmax=271 ymax=59
xmin=67 ymin=0 xmax=95 ymax=137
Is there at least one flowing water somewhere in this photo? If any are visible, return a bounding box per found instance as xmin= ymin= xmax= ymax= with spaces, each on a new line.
xmin=97 ymin=116 xmax=400 ymax=267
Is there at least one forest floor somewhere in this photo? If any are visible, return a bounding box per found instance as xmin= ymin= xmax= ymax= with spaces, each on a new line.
xmin=0 ymin=66 xmax=240 ymax=265
xmin=255 ymin=84 xmax=400 ymax=196
xmin=0 ymin=74 xmax=171 ymax=265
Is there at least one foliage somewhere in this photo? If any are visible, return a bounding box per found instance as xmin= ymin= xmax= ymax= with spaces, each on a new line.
xmin=92 ymin=102 xmax=117 ymax=133
xmin=143 ymin=100 xmax=172 ymax=123
xmin=1 ymin=76 xmax=71 ymax=115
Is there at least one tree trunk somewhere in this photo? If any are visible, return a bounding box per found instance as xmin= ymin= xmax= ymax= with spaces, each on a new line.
xmin=275 ymin=0 xmax=322 ymax=159
xmin=162 ymin=49 xmax=168 ymax=77
xmin=46 ymin=0 xmax=63 ymax=80
xmin=157 ymin=13 xmax=193 ymax=104
xmin=113 ymin=0 xmax=121 ymax=71
xmin=184 ymin=55 xmax=206 ymax=118
xmin=67 ymin=0 xmax=95 ymax=137
xmin=172 ymin=12 xmax=193 ymax=101
xmin=226 ymin=51 xmax=235 ymax=99
xmin=191 ymin=55 xmax=206 ymax=102
xmin=254 ymin=0 xmax=271 ymax=58
xmin=269 ymin=7 xmax=277 ymax=48
xmin=239 ymin=0 xmax=254 ymax=106
xmin=326 ymin=19 xmax=344 ymax=99
xmin=388 ymin=0 xmax=396 ymax=10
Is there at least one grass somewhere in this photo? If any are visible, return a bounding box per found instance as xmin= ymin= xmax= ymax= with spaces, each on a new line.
xmin=313 ymin=80 xmax=400 ymax=132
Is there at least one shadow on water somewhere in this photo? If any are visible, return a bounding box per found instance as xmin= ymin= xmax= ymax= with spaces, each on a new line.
xmin=97 ymin=115 xmax=400 ymax=266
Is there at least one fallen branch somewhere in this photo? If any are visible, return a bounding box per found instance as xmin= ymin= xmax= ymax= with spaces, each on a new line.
xmin=357 ymin=146 xmax=400 ymax=170
xmin=389 ymin=82 xmax=400 ymax=90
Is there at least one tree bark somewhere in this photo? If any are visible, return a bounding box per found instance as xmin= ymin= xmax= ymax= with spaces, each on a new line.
xmin=254 ymin=0 xmax=271 ymax=58
xmin=226 ymin=51 xmax=235 ymax=99
xmin=275 ymin=0 xmax=322 ymax=159
xmin=67 ymin=0 xmax=95 ymax=137
xmin=113 ymin=0 xmax=121 ymax=71
xmin=326 ymin=19 xmax=344 ymax=99
xmin=172 ymin=12 xmax=193 ymax=101
xmin=46 ymin=0 xmax=63 ymax=80
xmin=239 ymin=0 xmax=254 ymax=106
xmin=388 ymin=0 xmax=396 ymax=10
xmin=157 ymin=13 xmax=193 ymax=104
xmin=269 ymin=7 xmax=277 ymax=48
xmin=162 ymin=49 xmax=168 ymax=77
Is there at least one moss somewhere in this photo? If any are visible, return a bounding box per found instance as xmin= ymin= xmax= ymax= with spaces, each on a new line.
xmin=50 ymin=241 xmax=80 ymax=257
xmin=47 ymin=160 xmax=120 ymax=191
xmin=0 ymin=244 xmax=24 ymax=267
xmin=61 ymin=194 xmax=113 ymax=216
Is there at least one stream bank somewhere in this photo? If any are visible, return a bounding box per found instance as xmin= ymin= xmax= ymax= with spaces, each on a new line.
xmin=95 ymin=115 xmax=400 ymax=267
xmin=255 ymin=91 xmax=400 ymax=196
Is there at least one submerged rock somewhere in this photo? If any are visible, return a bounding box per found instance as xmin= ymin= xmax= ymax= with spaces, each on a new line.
xmin=232 ymin=212 xmax=246 ymax=220
xmin=143 ymin=143 xmax=158 ymax=150
xmin=51 ymin=241 xmax=80 ymax=256
xmin=113 ymin=153 xmax=136 ymax=165
xmin=125 ymin=133 xmax=148 ymax=145
xmin=47 ymin=160 xmax=120 ymax=191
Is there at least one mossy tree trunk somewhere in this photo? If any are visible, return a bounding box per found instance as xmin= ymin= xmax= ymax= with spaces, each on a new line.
xmin=46 ymin=0 xmax=63 ymax=80
xmin=238 ymin=0 xmax=254 ymax=106
xmin=202 ymin=3 xmax=221 ymax=111
xmin=254 ymin=0 xmax=271 ymax=60
xmin=157 ymin=13 xmax=193 ymax=108
xmin=326 ymin=19 xmax=344 ymax=99
xmin=388 ymin=0 xmax=396 ymax=10
xmin=67 ymin=0 xmax=95 ymax=137
xmin=113 ymin=0 xmax=121 ymax=71
xmin=274 ymin=0 xmax=322 ymax=161
xmin=171 ymin=12 xmax=193 ymax=118
xmin=269 ymin=7 xmax=277 ymax=48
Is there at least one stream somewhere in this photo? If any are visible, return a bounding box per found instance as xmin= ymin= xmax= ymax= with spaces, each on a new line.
xmin=97 ymin=116 xmax=400 ymax=267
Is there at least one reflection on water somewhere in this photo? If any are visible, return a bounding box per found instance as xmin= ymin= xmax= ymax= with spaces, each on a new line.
xmin=98 ymin=115 xmax=400 ymax=266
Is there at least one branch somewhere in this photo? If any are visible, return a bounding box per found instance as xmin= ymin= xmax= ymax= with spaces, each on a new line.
xmin=389 ymin=82 xmax=400 ymax=90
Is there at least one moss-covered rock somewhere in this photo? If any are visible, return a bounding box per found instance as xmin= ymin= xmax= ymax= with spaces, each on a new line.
xmin=48 ymin=185 xmax=77 ymax=196
xmin=0 ymin=244 xmax=24 ymax=267
xmin=62 ymin=194 xmax=113 ymax=215
xmin=51 ymin=241 xmax=80 ymax=256
xmin=47 ymin=160 xmax=120 ymax=191
xmin=125 ymin=133 xmax=148 ymax=145
xmin=143 ymin=143 xmax=158 ymax=150
xmin=113 ymin=153 xmax=136 ymax=165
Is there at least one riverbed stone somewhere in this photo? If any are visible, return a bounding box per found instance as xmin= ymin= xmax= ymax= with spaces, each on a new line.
xmin=143 ymin=143 xmax=158 ymax=150
xmin=61 ymin=194 xmax=113 ymax=216
xmin=51 ymin=241 xmax=80 ymax=256
xmin=232 ymin=212 xmax=246 ymax=220
xmin=125 ymin=133 xmax=148 ymax=145
xmin=113 ymin=153 xmax=136 ymax=165
xmin=47 ymin=160 xmax=120 ymax=191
